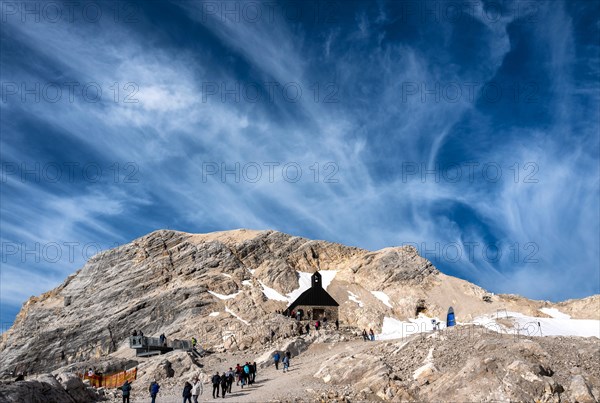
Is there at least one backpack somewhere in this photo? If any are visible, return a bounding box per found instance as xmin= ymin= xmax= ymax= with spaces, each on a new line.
xmin=243 ymin=365 xmax=250 ymax=374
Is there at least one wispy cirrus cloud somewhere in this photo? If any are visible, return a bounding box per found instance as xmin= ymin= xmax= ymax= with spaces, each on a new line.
xmin=1 ymin=0 xmax=598 ymax=325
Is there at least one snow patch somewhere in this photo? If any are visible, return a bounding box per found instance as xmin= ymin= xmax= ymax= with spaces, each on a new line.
xmin=225 ymin=307 xmax=249 ymax=325
xmin=539 ymin=307 xmax=571 ymax=319
xmin=221 ymin=273 xmax=232 ymax=278
xmin=208 ymin=290 xmax=240 ymax=300
xmin=242 ymin=280 xmax=252 ymax=287
xmin=209 ymin=312 xmax=220 ymax=317
xmin=347 ymin=291 xmax=364 ymax=307
xmin=371 ymin=291 xmax=393 ymax=308
xmin=286 ymin=272 xmax=313 ymax=303
xmin=319 ymin=270 xmax=337 ymax=289
xmin=473 ymin=311 xmax=600 ymax=338
xmin=378 ymin=315 xmax=446 ymax=340
xmin=258 ymin=280 xmax=288 ymax=302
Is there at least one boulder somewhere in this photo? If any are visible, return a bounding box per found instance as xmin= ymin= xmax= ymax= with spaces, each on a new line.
xmin=413 ymin=362 xmax=438 ymax=386
xmin=0 ymin=378 xmax=76 ymax=403
xmin=256 ymin=337 xmax=310 ymax=368
xmin=568 ymin=375 xmax=596 ymax=403
xmin=56 ymin=372 xmax=100 ymax=402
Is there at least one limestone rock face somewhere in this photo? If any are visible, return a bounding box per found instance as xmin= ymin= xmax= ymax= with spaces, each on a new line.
xmin=0 ymin=228 xmax=598 ymax=383
xmin=0 ymin=372 xmax=102 ymax=403
xmin=312 ymin=332 xmax=600 ymax=403
xmin=0 ymin=379 xmax=76 ymax=403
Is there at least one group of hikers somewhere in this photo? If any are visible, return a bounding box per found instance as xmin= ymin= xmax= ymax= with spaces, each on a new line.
xmin=276 ymin=309 xmax=340 ymax=331
xmin=131 ymin=330 xmax=168 ymax=347
xmin=121 ymin=376 xmax=204 ymax=403
xmin=272 ymin=350 xmax=292 ymax=372
xmin=120 ymin=362 xmax=260 ymax=402
xmin=210 ymin=361 xmax=258 ymax=399
xmin=182 ymin=376 xmax=204 ymax=403
xmin=362 ymin=328 xmax=376 ymax=341
xmin=273 ymin=312 xmax=340 ymax=339
xmin=270 ymin=318 xmax=340 ymax=342
xmin=119 ymin=351 xmax=295 ymax=402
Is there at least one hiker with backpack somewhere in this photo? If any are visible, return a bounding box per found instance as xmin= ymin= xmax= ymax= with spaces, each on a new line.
xmin=243 ymin=362 xmax=251 ymax=385
xmin=148 ymin=379 xmax=160 ymax=403
xmin=226 ymin=368 xmax=234 ymax=392
xmin=220 ymin=372 xmax=228 ymax=398
xmin=305 ymin=323 xmax=310 ymax=335
xmin=211 ymin=372 xmax=221 ymax=398
xmin=362 ymin=329 xmax=368 ymax=341
xmin=182 ymin=381 xmax=193 ymax=403
xmin=273 ymin=352 xmax=281 ymax=370
xmin=240 ymin=366 xmax=247 ymax=389
xmin=252 ymin=362 xmax=258 ymax=383
xmin=248 ymin=362 xmax=255 ymax=384
xmin=120 ymin=380 xmax=132 ymax=403
xmin=369 ymin=328 xmax=375 ymax=341
xmin=191 ymin=377 xmax=203 ymax=403
xmin=240 ymin=370 xmax=246 ymax=389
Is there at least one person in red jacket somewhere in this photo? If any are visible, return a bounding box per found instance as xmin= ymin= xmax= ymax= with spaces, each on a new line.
xmin=235 ymin=364 xmax=242 ymax=386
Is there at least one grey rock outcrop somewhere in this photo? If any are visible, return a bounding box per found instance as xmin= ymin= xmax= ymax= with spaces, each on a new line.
xmin=0 ymin=227 xmax=598 ymax=394
xmin=0 ymin=229 xmax=436 ymax=375
xmin=313 ymin=331 xmax=600 ymax=402
xmin=0 ymin=372 xmax=102 ymax=403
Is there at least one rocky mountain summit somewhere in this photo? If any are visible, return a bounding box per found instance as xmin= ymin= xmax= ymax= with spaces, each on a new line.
xmin=1 ymin=229 xmax=598 ymax=402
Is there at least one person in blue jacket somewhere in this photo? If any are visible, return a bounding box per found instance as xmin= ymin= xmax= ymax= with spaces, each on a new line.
xmin=148 ymin=380 xmax=160 ymax=403
xmin=120 ymin=380 xmax=132 ymax=403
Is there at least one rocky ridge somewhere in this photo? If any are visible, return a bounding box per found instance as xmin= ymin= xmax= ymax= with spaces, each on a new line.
xmin=0 ymin=228 xmax=598 ymax=402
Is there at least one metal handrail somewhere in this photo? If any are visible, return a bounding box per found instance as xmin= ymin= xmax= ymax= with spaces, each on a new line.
xmin=129 ymin=336 xmax=191 ymax=350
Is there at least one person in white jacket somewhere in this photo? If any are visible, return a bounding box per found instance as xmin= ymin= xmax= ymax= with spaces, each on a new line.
xmin=191 ymin=377 xmax=203 ymax=403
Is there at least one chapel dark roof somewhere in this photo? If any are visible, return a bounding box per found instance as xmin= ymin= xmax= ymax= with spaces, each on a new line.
xmin=287 ymin=272 xmax=339 ymax=312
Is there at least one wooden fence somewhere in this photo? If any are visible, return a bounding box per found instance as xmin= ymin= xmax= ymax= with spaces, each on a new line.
xmin=81 ymin=367 xmax=137 ymax=388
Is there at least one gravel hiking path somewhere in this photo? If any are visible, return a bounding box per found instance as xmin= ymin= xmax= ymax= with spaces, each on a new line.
xmin=131 ymin=338 xmax=383 ymax=402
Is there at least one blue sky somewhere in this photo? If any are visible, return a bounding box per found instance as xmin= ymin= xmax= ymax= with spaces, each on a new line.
xmin=1 ymin=0 xmax=599 ymax=327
